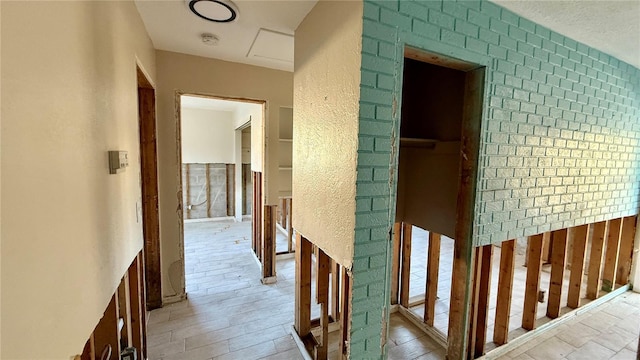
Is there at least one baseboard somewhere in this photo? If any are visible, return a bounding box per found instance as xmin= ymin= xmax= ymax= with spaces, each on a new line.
xmin=162 ymin=292 xmax=187 ymax=306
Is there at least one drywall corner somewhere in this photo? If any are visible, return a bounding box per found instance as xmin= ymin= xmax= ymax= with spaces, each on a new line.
xmin=293 ymin=0 xmax=363 ymax=269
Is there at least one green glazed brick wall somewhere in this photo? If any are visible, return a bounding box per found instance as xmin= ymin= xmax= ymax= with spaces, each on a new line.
xmin=350 ymin=0 xmax=640 ymax=358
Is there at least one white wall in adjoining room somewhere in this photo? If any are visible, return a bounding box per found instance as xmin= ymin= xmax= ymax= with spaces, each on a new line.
xmin=180 ymin=107 xmax=235 ymax=164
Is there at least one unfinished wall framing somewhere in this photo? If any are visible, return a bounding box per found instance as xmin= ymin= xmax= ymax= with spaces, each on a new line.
xmin=79 ymin=252 xmax=147 ymax=360
xmin=181 ymin=163 xmax=246 ymax=219
xmin=351 ymin=0 xmax=640 ymax=359
xmin=293 ymin=234 xmax=352 ymax=360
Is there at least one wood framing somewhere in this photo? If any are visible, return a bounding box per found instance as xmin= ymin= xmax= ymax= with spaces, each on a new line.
xmin=316 ymin=249 xmax=331 ymax=360
xmin=547 ymin=229 xmax=568 ymax=319
xmin=295 ymin=233 xmax=312 ymax=337
xmin=252 ymin=172 xmax=263 ymax=261
xmin=262 ymin=205 xmax=277 ymax=281
xmin=117 ymin=275 xmax=133 ymax=348
xmin=587 ymin=221 xmax=608 ymax=299
xmin=616 ymin=216 xmax=637 ymax=285
xmin=128 ymin=253 xmax=147 ymax=359
xmin=602 ymin=218 xmax=623 ymax=291
xmin=424 ymin=232 xmax=441 ymax=326
xmin=470 ymin=245 xmax=493 ymax=358
xmin=400 ymin=222 xmax=413 ymax=307
xmin=331 ymin=260 xmax=341 ymax=321
xmin=391 ymin=222 xmax=402 ymax=305
xmin=522 ymin=234 xmax=544 ymax=330
xmin=287 ymin=198 xmax=294 ymax=253
xmin=340 ymin=269 xmax=351 ymax=359
xmin=137 ymin=71 xmax=161 ymax=310
xmin=447 ymin=66 xmax=485 ymax=360
xmin=93 ymin=294 xmax=120 ymax=359
xmin=493 ymin=239 xmax=516 ymax=345
xmin=567 ymin=224 xmax=589 ymax=309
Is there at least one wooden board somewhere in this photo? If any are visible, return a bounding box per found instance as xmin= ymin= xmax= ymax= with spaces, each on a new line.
xmin=391 ymin=222 xmax=402 ymax=305
xmin=128 ymin=253 xmax=146 ymax=359
xmin=262 ymin=205 xmax=277 ymax=279
xmin=424 ymin=232 xmax=441 ymax=326
xmin=317 ymin=250 xmax=331 ymax=360
xmin=339 ymin=270 xmax=351 ymax=359
xmin=138 ymin=84 xmax=162 ymax=310
xmin=522 ymin=234 xmax=544 ymax=330
xmin=494 ymin=239 xmax=516 ymax=345
xmin=295 ymin=234 xmax=312 ymax=337
xmin=547 ymin=229 xmax=568 ymax=319
xmin=587 ymin=221 xmax=608 ymax=299
xmin=567 ymin=224 xmax=589 ymax=309
xmin=602 ymin=218 xmax=623 ymax=291
xmin=447 ymin=67 xmax=485 ymax=360
xmin=616 ymin=216 xmax=637 ymax=285
xmin=473 ymin=245 xmax=493 ymax=357
xmin=93 ymin=295 xmax=120 ymax=359
xmin=400 ymin=223 xmax=413 ymax=307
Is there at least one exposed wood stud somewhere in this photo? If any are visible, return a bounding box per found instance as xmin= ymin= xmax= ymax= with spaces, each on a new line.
xmin=316 ymin=249 xmax=331 ymax=360
xmin=294 ymin=233 xmax=312 ymax=337
xmin=225 ymin=164 xmax=235 ymax=217
xmin=473 ymin=245 xmax=493 ymax=358
xmin=339 ymin=269 xmax=351 ymax=359
xmin=447 ymin=67 xmax=484 ymax=360
xmin=602 ymin=218 xmax=623 ymax=292
xmin=331 ymin=260 xmax=341 ymax=321
xmin=262 ymin=205 xmax=277 ymax=280
xmin=587 ymin=221 xmax=608 ymax=299
xmin=494 ymin=239 xmax=516 ymax=345
xmin=424 ymin=232 xmax=441 ymax=326
xmin=547 ymin=229 xmax=568 ymax=319
xmin=205 ymin=164 xmax=211 ymax=218
xmin=522 ymin=233 xmax=544 ymax=330
xmin=185 ymin=164 xmax=191 ymax=219
xmin=391 ymin=222 xmax=402 ymax=305
xmin=93 ymin=295 xmax=120 ymax=359
xmin=400 ymin=222 xmax=413 ymax=307
xmin=138 ymin=84 xmax=162 ymax=310
xmin=567 ymin=224 xmax=589 ymax=309
xmin=128 ymin=253 xmax=146 ymax=359
xmin=287 ymin=199 xmax=294 ymax=253
xmin=616 ymin=216 xmax=637 ymax=285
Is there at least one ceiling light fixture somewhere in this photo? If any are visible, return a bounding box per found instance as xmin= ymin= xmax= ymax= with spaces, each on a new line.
xmin=188 ymin=0 xmax=238 ymax=23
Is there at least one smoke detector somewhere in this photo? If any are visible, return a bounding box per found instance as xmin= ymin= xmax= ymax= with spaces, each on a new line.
xmin=201 ymin=33 xmax=219 ymax=46
xmin=188 ymin=0 xmax=238 ymax=23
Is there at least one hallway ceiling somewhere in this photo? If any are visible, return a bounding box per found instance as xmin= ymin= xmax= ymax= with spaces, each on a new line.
xmin=135 ymin=0 xmax=639 ymax=72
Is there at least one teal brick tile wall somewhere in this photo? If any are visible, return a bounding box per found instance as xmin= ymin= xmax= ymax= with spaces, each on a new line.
xmin=350 ymin=0 xmax=640 ymax=358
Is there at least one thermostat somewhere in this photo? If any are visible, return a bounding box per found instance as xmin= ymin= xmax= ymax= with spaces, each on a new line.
xmin=109 ymin=151 xmax=129 ymax=174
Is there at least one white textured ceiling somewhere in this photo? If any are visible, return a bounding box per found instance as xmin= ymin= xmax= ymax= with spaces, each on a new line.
xmin=135 ymin=0 xmax=640 ymax=71
xmin=492 ymin=0 xmax=640 ymax=69
xmin=135 ymin=0 xmax=317 ymax=72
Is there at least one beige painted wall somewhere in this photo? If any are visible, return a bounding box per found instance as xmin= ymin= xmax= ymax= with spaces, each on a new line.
xmin=293 ymin=0 xmax=363 ymax=268
xmin=156 ymin=51 xmax=292 ymax=300
xmin=1 ymin=1 xmax=155 ymax=358
xmin=181 ymin=108 xmax=235 ymax=163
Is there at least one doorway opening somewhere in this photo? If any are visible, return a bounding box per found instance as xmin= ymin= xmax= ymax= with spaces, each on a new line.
xmin=389 ymin=48 xmax=485 ymax=359
xmin=177 ymin=94 xmax=264 ymax=295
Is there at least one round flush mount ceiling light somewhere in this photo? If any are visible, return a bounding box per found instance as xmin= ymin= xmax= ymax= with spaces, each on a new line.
xmin=188 ymin=0 xmax=238 ymax=23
